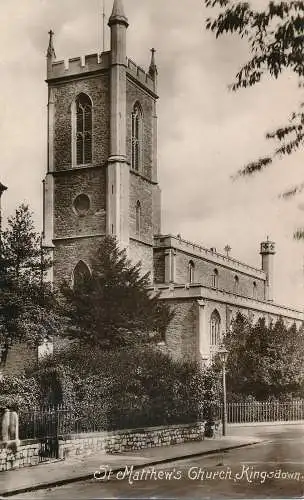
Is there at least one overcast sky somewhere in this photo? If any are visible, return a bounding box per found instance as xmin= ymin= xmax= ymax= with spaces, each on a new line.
xmin=1 ymin=0 xmax=304 ymax=309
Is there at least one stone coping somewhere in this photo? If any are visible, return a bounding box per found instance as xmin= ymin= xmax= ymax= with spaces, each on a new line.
xmin=59 ymin=421 xmax=204 ymax=440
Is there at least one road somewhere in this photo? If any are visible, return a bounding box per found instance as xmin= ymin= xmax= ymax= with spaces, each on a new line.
xmin=12 ymin=426 xmax=304 ymax=499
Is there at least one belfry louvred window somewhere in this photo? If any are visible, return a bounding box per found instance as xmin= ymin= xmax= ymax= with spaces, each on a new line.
xmin=76 ymin=94 xmax=92 ymax=165
xmin=131 ymin=103 xmax=143 ymax=171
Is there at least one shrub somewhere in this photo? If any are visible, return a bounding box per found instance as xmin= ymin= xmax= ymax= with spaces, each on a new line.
xmin=29 ymin=345 xmax=219 ymax=431
xmin=0 ymin=374 xmax=41 ymax=411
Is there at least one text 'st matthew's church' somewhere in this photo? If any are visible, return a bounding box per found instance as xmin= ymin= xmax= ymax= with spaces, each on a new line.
xmin=43 ymin=0 xmax=303 ymax=364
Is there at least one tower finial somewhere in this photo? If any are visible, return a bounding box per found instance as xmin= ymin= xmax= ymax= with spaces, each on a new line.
xmin=108 ymin=0 xmax=128 ymax=27
xmin=46 ymin=30 xmax=56 ymax=59
xmin=149 ymin=48 xmax=158 ymax=80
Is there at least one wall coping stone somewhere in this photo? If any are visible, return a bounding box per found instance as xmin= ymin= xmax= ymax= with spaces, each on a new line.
xmin=60 ymin=421 xmax=204 ymax=441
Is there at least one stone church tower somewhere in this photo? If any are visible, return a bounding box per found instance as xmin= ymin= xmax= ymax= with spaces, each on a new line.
xmin=43 ymin=0 xmax=161 ymax=286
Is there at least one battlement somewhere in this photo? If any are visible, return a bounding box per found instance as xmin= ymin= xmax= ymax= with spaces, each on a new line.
xmin=47 ymin=52 xmax=156 ymax=94
xmin=126 ymin=58 xmax=156 ymax=94
xmin=48 ymin=51 xmax=111 ymax=80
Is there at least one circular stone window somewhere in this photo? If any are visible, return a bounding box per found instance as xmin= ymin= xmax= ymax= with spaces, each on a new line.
xmin=73 ymin=194 xmax=90 ymax=216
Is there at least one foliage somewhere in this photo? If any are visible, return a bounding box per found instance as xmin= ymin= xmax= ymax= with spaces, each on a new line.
xmin=0 ymin=204 xmax=66 ymax=365
xmin=214 ymin=312 xmax=304 ymax=400
xmin=0 ymin=374 xmax=42 ymax=411
xmin=1 ymin=204 xmax=51 ymax=281
xmin=205 ymin=1 xmax=304 ymax=188
xmin=30 ymin=345 xmax=219 ymax=430
xmin=60 ymin=236 xmax=174 ymax=348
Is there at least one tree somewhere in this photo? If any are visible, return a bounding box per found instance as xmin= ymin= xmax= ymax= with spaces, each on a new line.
xmin=217 ymin=312 xmax=304 ymax=400
xmin=0 ymin=204 xmax=64 ymax=366
xmin=1 ymin=204 xmax=48 ymax=282
xmin=61 ymin=236 xmax=174 ymax=348
xmin=204 ymin=1 xmax=304 ymax=186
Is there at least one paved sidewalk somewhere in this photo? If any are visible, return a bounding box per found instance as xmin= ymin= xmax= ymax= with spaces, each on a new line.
xmin=0 ymin=435 xmax=262 ymax=497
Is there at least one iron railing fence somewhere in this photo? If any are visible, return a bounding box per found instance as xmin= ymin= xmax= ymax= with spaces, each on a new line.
xmin=19 ymin=402 xmax=217 ymax=440
xmin=226 ymin=400 xmax=304 ymax=424
xmin=18 ymin=399 xmax=304 ymax=440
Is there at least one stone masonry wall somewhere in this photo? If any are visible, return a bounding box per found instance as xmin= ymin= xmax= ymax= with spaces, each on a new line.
xmin=0 ymin=423 xmax=205 ymax=472
xmin=53 ymin=236 xmax=105 ymax=285
xmin=164 ymin=299 xmax=199 ymax=363
xmin=127 ymin=75 xmax=159 ymax=274
xmin=60 ymin=422 xmax=205 ymax=460
xmin=129 ymin=173 xmax=154 ymax=245
xmin=153 ymin=249 xmax=165 ymax=283
xmin=126 ymin=78 xmax=154 ymax=180
xmin=54 ymin=168 xmax=106 ymax=240
xmin=51 ymin=73 xmax=110 ymax=288
xmin=53 ymin=74 xmax=110 ymax=170
xmin=176 ymin=251 xmax=265 ymax=300
xmin=129 ymin=239 xmax=154 ymax=282
xmin=0 ymin=440 xmax=42 ymax=472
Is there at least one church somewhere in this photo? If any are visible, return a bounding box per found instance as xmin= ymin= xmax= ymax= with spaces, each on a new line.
xmin=42 ymin=0 xmax=303 ymax=365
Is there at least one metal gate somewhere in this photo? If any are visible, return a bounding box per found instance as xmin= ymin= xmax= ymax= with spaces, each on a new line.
xmin=19 ymin=407 xmax=61 ymax=462
xmin=39 ymin=436 xmax=59 ymax=462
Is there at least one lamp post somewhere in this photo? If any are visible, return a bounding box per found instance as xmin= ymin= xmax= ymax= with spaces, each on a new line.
xmin=0 ymin=182 xmax=7 ymax=257
xmin=218 ymin=346 xmax=228 ymax=436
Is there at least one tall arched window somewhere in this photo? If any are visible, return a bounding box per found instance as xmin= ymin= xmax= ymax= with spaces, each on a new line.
xmin=131 ymin=102 xmax=143 ymax=171
xmin=253 ymin=281 xmax=257 ymax=299
xmin=136 ymin=200 xmax=141 ymax=236
xmin=234 ymin=275 xmax=239 ymax=294
xmin=212 ymin=269 xmax=219 ymax=289
xmin=75 ymin=93 xmax=92 ymax=165
xmin=210 ymin=309 xmax=221 ymax=346
xmin=188 ymin=260 xmax=195 ymax=284
xmin=73 ymin=260 xmax=91 ymax=289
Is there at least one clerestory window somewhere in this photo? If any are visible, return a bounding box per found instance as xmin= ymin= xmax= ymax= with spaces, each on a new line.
xmin=211 ymin=269 xmax=219 ymax=289
xmin=188 ymin=260 xmax=195 ymax=284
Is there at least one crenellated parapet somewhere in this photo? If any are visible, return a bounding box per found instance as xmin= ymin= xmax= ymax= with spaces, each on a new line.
xmin=126 ymin=58 xmax=157 ymax=95
xmin=47 ymin=51 xmax=111 ymax=81
xmin=47 ymin=52 xmax=157 ymax=95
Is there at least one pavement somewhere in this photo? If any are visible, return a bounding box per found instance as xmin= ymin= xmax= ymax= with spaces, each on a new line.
xmin=0 ymin=435 xmax=262 ymax=497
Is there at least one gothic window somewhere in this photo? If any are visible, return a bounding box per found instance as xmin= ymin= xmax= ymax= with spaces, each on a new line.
xmin=73 ymin=260 xmax=91 ymax=289
xmin=136 ymin=200 xmax=141 ymax=236
xmin=75 ymin=93 xmax=92 ymax=165
xmin=210 ymin=309 xmax=221 ymax=346
xmin=211 ymin=269 xmax=219 ymax=289
xmin=234 ymin=275 xmax=239 ymax=294
xmin=131 ymin=102 xmax=143 ymax=172
xmin=253 ymin=281 xmax=257 ymax=299
xmin=188 ymin=260 xmax=195 ymax=284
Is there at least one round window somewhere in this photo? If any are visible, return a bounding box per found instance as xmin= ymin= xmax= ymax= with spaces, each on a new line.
xmin=73 ymin=194 xmax=90 ymax=216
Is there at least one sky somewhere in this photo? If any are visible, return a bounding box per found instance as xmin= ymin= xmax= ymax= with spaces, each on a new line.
xmin=0 ymin=0 xmax=304 ymax=309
